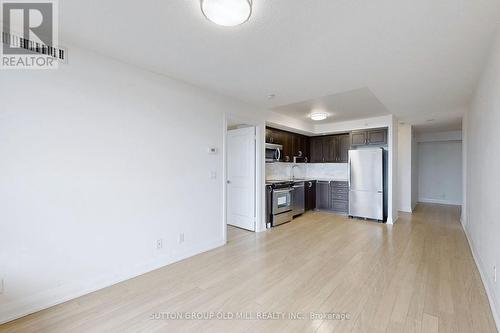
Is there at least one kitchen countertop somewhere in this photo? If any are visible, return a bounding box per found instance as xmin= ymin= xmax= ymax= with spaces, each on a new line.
xmin=266 ymin=178 xmax=348 ymax=185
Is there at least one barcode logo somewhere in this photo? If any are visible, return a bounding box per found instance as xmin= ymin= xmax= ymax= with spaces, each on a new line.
xmin=1 ymin=0 xmax=62 ymax=69
xmin=1 ymin=31 xmax=65 ymax=61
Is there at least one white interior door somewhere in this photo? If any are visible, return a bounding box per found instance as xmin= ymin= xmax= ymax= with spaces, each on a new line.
xmin=227 ymin=127 xmax=256 ymax=231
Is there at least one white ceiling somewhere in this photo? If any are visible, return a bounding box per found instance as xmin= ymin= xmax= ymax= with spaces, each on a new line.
xmin=272 ymin=87 xmax=390 ymax=124
xmin=60 ymin=0 xmax=500 ymax=130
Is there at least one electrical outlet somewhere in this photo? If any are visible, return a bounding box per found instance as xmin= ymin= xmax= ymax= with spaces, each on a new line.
xmin=156 ymin=239 xmax=163 ymax=250
xmin=179 ymin=233 xmax=184 ymax=244
xmin=494 ymin=265 xmax=497 ymax=283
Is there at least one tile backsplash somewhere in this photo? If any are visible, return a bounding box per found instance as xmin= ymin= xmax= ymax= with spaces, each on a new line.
xmin=306 ymin=163 xmax=349 ymax=180
xmin=266 ymin=162 xmax=348 ymax=180
xmin=266 ymin=163 xmax=306 ymax=180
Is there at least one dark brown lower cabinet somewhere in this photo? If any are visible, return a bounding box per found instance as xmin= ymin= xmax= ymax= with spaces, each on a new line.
xmin=315 ymin=180 xmax=349 ymax=214
xmin=305 ymin=180 xmax=316 ymax=211
xmin=331 ymin=181 xmax=349 ymax=214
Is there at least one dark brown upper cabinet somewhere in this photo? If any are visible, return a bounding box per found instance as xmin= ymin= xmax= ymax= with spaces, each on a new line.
xmin=323 ymin=136 xmax=337 ymax=162
xmin=350 ymin=131 xmax=367 ymax=146
xmin=309 ymin=134 xmax=350 ymax=163
xmin=266 ymin=128 xmax=282 ymax=144
xmin=309 ymin=136 xmax=324 ymax=163
xmin=350 ymin=128 xmax=388 ymax=146
xmin=337 ymin=134 xmax=350 ymax=163
xmin=292 ymin=134 xmax=308 ymax=160
xmin=367 ymin=129 xmax=387 ymax=145
xmin=266 ymin=127 xmax=309 ymax=162
xmin=281 ymin=132 xmax=294 ymax=162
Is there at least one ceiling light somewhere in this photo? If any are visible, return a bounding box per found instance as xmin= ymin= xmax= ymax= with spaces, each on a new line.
xmin=310 ymin=112 xmax=329 ymax=121
xmin=201 ymin=0 xmax=252 ymax=27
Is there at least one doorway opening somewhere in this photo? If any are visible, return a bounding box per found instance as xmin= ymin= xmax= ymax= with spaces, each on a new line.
xmin=223 ymin=114 xmax=263 ymax=242
xmin=416 ymin=134 xmax=462 ymax=206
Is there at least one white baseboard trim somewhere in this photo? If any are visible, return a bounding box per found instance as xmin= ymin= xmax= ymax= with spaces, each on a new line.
xmin=387 ymin=214 xmax=399 ymax=225
xmin=0 ymin=238 xmax=225 ymax=325
xmin=418 ymin=198 xmax=461 ymax=206
xmin=460 ymin=216 xmax=467 ymax=228
xmin=463 ymin=227 xmax=500 ymax=331
xmin=398 ymin=207 xmax=413 ymax=213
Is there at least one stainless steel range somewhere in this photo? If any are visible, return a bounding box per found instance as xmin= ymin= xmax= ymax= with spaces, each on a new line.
xmin=268 ymin=181 xmax=293 ymax=226
xmin=265 ymin=180 xmax=306 ymax=227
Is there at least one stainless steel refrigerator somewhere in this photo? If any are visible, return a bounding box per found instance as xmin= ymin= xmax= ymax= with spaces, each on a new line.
xmin=348 ymin=148 xmax=386 ymax=221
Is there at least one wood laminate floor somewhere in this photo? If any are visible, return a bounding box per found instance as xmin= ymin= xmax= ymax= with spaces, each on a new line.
xmin=1 ymin=204 xmax=497 ymax=332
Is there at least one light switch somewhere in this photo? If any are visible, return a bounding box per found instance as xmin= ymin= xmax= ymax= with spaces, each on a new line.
xmin=208 ymin=147 xmax=218 ymax=154
xmin=210 ymin=171 xmax=217 ymax=179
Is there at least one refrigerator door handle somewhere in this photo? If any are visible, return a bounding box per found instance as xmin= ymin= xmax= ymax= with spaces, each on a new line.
xmin=348 ymin=154 xmax=352 ymax=189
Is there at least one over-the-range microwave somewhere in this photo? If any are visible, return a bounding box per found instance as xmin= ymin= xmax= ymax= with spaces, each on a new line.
xmin=265 ymin=143 xmax=282 ymax=163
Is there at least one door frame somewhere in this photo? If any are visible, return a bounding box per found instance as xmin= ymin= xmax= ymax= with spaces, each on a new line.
xmin=222 ymin=113 xmax=265 ymax=243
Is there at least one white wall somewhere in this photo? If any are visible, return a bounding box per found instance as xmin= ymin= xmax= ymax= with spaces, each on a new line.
xmin=411 ymin=127 xmax=419 ymax=210
xmin=397 ymin=124 xmax=413 ymax=212
xmin=391 ymin=116 xmax=399 ymax=223
xmin=463 ymin=27 xmax=500 ymax=328
xmin=0 ymin=46 xmax=267 ymax=323
xmin=417 ymin=140 xmax=462 ymax=205
xmin=461 ymin=113 xmax=468 ymax=226
xmin=417 ymin=130 xmax=462 ymax=143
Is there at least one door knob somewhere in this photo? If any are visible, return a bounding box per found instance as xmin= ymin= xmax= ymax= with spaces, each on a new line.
xmin=227 ymin=180 xmax=231 ymax=184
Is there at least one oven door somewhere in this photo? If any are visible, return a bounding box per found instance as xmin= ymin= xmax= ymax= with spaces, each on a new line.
xmin=272 ymin=188 xmax=292 ymax=214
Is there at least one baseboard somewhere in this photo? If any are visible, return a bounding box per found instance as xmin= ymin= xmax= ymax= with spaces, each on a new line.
xmin=418 ymin=198 xmax=461 ymax=206
xmin=387 ymin=214 xmax=399 ymax=225
xmin=0 ymin=238 xmax=225 ymax=325
xmin=460 ymin=216 xmax=467 ymax=228
xmin=398 ymin=207 xmax=413 ymax=213
xmin=463 ymin=227 xmax=500 ymax=331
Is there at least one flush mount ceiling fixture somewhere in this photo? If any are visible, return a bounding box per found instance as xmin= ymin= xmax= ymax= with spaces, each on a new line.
xmin=310 ymin=112 xmax=329 ymax=121
xmin=201 ymin=0 xmax=252 ymax=27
